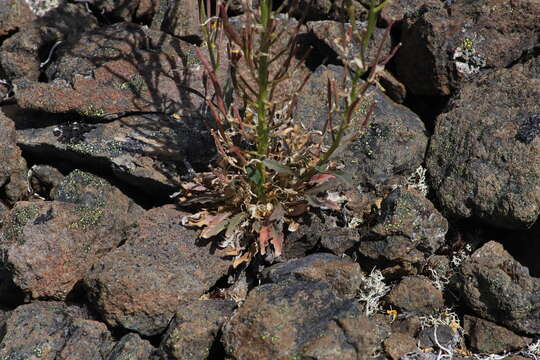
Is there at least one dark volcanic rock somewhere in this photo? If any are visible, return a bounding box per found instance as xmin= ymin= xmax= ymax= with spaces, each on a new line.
xmin=307 ymin=20 xmax=391 ymax=67
xmin=464 ymin=315 xmax=531 ymax=354
xmin=359 ymin=188 xmax=448 ymax=264
xmin=394 ymin=0 xmax=540 ymax=96
xmin=0 ymin=171 xmax=142 ymax=300
xmin=17 ymin=113 xmax=213 ymax=196
xmin=0 ymin=109 xmax=27 ymax=204
xmin=386 ymin=275 xmax=444 ymax=315
xmin=291 ymin=0 xmax=367 ymax=21
xmin=427 ymin=56 xmax=540 ymax=229
xmin=222 ymin=278 xmax=380 ymax=360
xmin=13 ymin=22 xmax=219 ymax=118
xmin=262 ymin=253 xmax=364 ymax=299
xmin=0 ymin=0 xmax=36 ymax=37
xmin=0 ymin=3 xmax=98 ymax=81
xmin=27 ymin=164 xmax=65 ymax=199
xmin=0 ymin=301 xmax=114 ymax=360
xmin=107 ymin=333 xmax=157 ymax=360
xmin=384 ymin=332 xmax=418 ymax=360
xmin=160 ymin=299 xmax=236 ymax=360
xmin=457 ymin=241 xmax=540 ymax=335
xmin=295 ymin=65 xmax=428 ymax=198
xmin=84 ymin=205 xmax=230 ymax=336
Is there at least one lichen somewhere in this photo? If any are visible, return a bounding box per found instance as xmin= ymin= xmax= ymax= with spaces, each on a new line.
xmin=1 ymin=204 xmax=40 ymax=244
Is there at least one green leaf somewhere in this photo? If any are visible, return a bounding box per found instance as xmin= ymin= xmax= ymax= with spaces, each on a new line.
xmin=246 ymin=165 xmax=263 ymax=187
xmin=262 ymin=159 xmax=293 ymax=175
xmin=225 ymin=212 xmax=246 ymax=238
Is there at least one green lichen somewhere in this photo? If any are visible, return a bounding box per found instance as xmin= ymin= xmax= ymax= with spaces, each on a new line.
xmin=69 ymin=206 xmax=104 ymax=230
xmin=116 ymin=74 xmax=147 ymax=96
xmin=2 ymin=204 xmax=40 ymax=244
xmin=81 ymin=104 xmax=105 ymax=118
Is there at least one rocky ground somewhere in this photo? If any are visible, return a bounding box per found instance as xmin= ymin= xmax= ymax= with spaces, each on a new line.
xmin=0 ymin=0 xmax=539 ymax=359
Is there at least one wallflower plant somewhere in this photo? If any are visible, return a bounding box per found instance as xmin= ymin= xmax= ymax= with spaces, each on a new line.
xmin=175 ymin=0 xmax=398 ymax=267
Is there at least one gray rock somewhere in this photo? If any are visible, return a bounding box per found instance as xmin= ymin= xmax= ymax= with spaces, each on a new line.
xmin=0 ymin=0 xmax=36 ymax=37
xmin=107 ymin=333 xmax=157 ymax=360
xmin=222 ymin=278 xmax=380 ymax=359
xmin=359 ymin=188 xmax=448 ymax=264
xmin=0 ymin=301 xmax=114 ymax=360
xmin=17 ymin=113 xmax=213 ymax=196
xmin=262 ymin=252 xmax=364 ymax=299
xmin=84 ymin=205 xmax=231 ymax=336
xmin=295 ymin=65 xmax=428 ymax=197
xmin=427 ymin=56 xmax=540 ymax=229
xmin=457 ymin=241 xmax=540 ymax=335
xmin=160 ymin=300 xmax=236 ymax=360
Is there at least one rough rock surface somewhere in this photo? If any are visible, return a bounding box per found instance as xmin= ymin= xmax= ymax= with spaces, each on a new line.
xmin=0 ymin=3 xmax=98 ymax=81
xmin=17 ymin=113 xmax=213 ymax=196
xmin=457 ymin=241 xmax=540 ymax=335
xmin=0 ymin=109 xmax=27 ymax=204
xmin=160 ymin=299 xmax=236 ymax=360
xmin=0 ymin=301 xmax=114 ymax=360
xmin=464 ymin=315 xmax=531 ymax=354
xmin=395 ymin=0 xmax=540 ymax=96
xmin=262 ymin=253 xmax=364 ymax=299
xmin=427 ymin=56 xmax=540 ymax=229
xmin=384 ymin=332 xmax=418 ymax=360
xmin=386 ymin=275 xmax=444 ymax=315
xmin=359 ymin=188 xmax=448 ymax=264
xmin=295 ymin=64 xmax=428 ymax=195
xmin=107 ymin=333 xmax=157 ymax=360
xmin=222 ymin=278 xmax=380 ymax=360
xmin=0 ymin=0 xmax=36 ymax=37
xmin=0 ymin=171 xmax=142 ymax=300
xmin=14 ymin=22 xmax=219 ymax=117
xmin=84 ymin=205 xmax=230 ymax=336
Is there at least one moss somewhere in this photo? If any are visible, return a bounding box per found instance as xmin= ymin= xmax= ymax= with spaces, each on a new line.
xmin=2 ymin=204 xmax=41 ymax=244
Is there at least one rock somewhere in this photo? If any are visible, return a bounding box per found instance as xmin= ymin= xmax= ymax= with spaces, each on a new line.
xmin=84 ymin=205 xmax=230 ymax=336
xmin=0 ymin=109 xmax=27 ymax=205
xmin=394 ymin=0 xmax=540 ymax=96
xmin=0 ymin=301 xmax=114 ymax=360
xmin=0 ymin=0 xmax=36 ymax=37
xmin=162 ymin=0 xmax=201 ymax=39
xmin=91 ymin=0 xmax=142 ymax=22
xmin=319 ymin=227 xmax=361 ymax=256
xmin=464 ymin=315 xmax=531 ymax=354
xmin=222 ymin=278 xmax=380 ymax=359
xmin=107 ymin=333 xmax=157 ymax=360
xmin=386 ymin=275 xmax=444 ymax=315
xmin=384 ymin=332 xmax=418 ymax=360
xmin=291 ymin=0 xmax=367 ymax=21
xmin=17 ymin=113 xmax=213 ymax=197
xmin=0 ymin=171 xmax=142 ymax=300
xmin=427 ymin=56 xmax=540 ymax=229
xmin=0 ymin=3 xmax=98 ymax=81
xmin=307 ymin=20 xmax=391 ymax=67
xmin=379 ymin=0 xmax=432 ymax=26
xmin=27 ymin=164 xmax=64 ymax=199
xmin=359 ymin=188 xmax=448 ymax=264
xmin=262 ymin=253 xmax=363 ymax=299
xmin=295 ymin=64 xmax=428 ymax=196
xmin=417 ymin=325 xmax=460 ymax=351
xmin=457 ymin=241 xmax=540 ymax=335
xmin=25 ymin=0 xmax=64 ymax=16
xmin=160 ymin=299 xmax=236 ymax=360
xmin=15 ymin=22 xmax=219 ymax=117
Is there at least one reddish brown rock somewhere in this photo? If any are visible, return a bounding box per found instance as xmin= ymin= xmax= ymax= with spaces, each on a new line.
xmin=160 ymin=300 xmax=236 ymax=360
xmin=108 ymin=333 xmax=157 ymax=360
xmin=223 ymin=278 xmax=380 ymax=360
xmin=386 ymin=275 xmax=444 ymax=315
xmin=0 ymin=109 xmax=27 ymax=204
xmin=384 ymin=333 xmax=418 ymax=360
xmin=464 ymin=315 xmax=531 ymax=354
xmin=0 ymin=170 xmax=142 ymax=300
xmin=0 ymin=0 xmax=36 ymax=37
xmin=84 ymin=205 xmax=230 ymax=336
